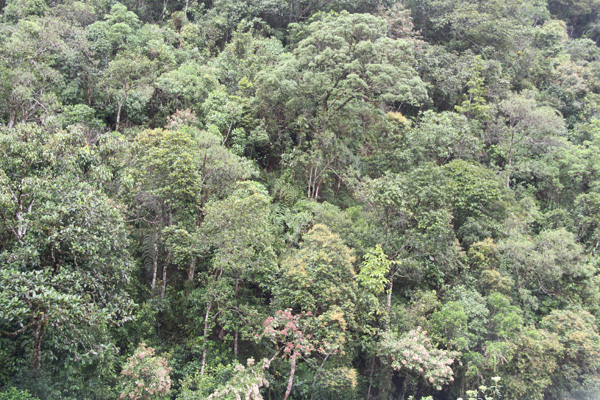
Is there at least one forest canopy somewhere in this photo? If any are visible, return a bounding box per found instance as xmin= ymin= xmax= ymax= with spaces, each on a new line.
xmin=1 ymin=0 xmax=600 ymax=399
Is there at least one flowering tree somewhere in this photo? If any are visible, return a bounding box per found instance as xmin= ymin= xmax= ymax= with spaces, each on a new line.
xmin=379 ymin=327 xmax=458 ymax=391
xmin=119 ymin=343 xmax=172 ymax=400
xmin=269 ymin=225 xmax=358 ymax=398
xmin=262 ymin=309 xmax=319 ymax=400
xmin=207 ymin=358 xmax=271 ymax=400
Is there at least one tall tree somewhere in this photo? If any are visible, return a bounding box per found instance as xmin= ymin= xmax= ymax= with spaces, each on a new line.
xmin=0 ymin=124 xmax=134 ymax=370
xmin=256 ymin=11 xmax=427 ymax=197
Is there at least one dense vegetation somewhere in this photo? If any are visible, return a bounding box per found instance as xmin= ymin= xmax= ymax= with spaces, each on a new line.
xmin=1 ymin=0 xmax=600 ymax=399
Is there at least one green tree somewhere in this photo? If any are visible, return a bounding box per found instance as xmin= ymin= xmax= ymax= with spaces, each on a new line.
xmin=0 ymin=16 xmax=64 ymax=128
xmin=273 ymin=224 xmax=357 ymax=399
xmin=499 ymin=327 xmax=562 ymax=400
xmin=256 ymin=11 xmax=427 ymax=197
xmin=398 ymin=111 xmax=482 ymax=168
xmin=542 ymin=309 xmax=600 ymax=399
xmin=442 ymin=160 xmax=510 ymax=246
xmin=100 ymin=52 xmax=157 ymax=129
xmin=276 ymin=224 xmax=356 ymax=317
xmin=86 ymin=3 xmax=142 ymax=66
xmin=497 ymin=229 xmax=594 ymax=309
xmin=488 ymin=93 xmax=566 ymax=189
xmin=430 ymin=288 xmax=489 ymax=353
xmin=0 ymin=124 xmax=134 ymax=371
xmin=359 ymin=165 xmax=461 ymax=296
xmin=197 ymin=182 xmax=276 ymax=374
xmin=156 ymin=62 xmax=219 ymax=117
xmin=125 ymin=127 xmax=255 ymax=298
xmin=356 ymin=244 xmax=391 ymax=317
xmin=126 ymin=128 xmax=203 ymax=296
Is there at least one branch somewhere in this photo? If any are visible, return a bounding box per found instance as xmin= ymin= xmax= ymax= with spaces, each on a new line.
xmin=0 ymin=207 xmax=21 ymax=241
xmin=0 ymin=323 xmax=32 ymax=337
xmin=335 ymin=96 xmax=356 ymax=112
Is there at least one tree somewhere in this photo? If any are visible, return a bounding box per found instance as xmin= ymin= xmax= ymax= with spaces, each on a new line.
xmin=442 ymin=160 xmax=510 ymax=246
xmin=359 ymin=165 xmax=461 ymax=292
xmin=156 ymin=62 xmax=219 ymax=117
xmin=262 ymin=309 xmax=317 ymax=400
xmin=356 ymin=244 xmax=391 ymax=316
xmin=125 ymin=127 xmax=255 ymax=298
xmin=355 ymin=244 xmax=391 ymax=398
xmin=272 ymin=224 xmax=357 ymax=399
xmin=85 ymin=3 xmax=142 ymax=67
xmin=0 ymin=124 xmax=134 ymax=370
xmin=547 ymin=0 xmax=600 ymax=39
xmin=255 ymin=11 xmax=427 ymax=197
xmin=497 ymin=229 xmax=594 ymax=308
xmin=488 ymin=93 xmax=566 ymax=189
xmin=205 ymin=358 xmax=270 ymax=400
xmin=408 ymin=0 xmax=549 ymax=56
xmin=100 ymin=52 xmax=157 ymax=129
xmin=542 ymin=309 xmax=600 ymax=399
xmin=276 ymin=224 xmax=356 ymax=317
xmin=397 ymin=111 xmax=482 ymax=168
xmin=430 ymin=288 xmax=489 ymax=353
xmin=197 ymin=181 xmax=277 ymax=373
xmin=574 ymin=192 xmax=600 ymax=252
xmin=126 ymin=127 xmax=203 ymax=295
xmin=0 ymin=16 xmax=65 ymax=128
xmin=212 ymin=24 xmax=283 ymax=95
xmin=497 ymin=327 xmax=562 ymax=400
xmin=379 ymin=327 xmax=458 ymax=393
xmin=119 ymin=343 xmax=172 ymax=400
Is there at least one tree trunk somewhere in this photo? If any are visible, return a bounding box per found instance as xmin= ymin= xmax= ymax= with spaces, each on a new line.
xmin=366 ymin=356 xmax=376 ymax=400
xmin=151 ymin=226 xmax=159 ymax=291
xmin=506 ymin=131 xmax=515 ymax=188
xmin=188 ymin=257 xmax=197 ymax=283
xmin=234 ymin=332 xmax=239 ymax=356
xmin=315 ymin=179 xmax=321 ymax=199
xmin=234 ymin=277 xmax=239 ymax=356
xmin=87 ymin=79 xmax=92 ymax=106
xmin=160 ymin=208 xmax=172 ymax=298
xmin=161 ymin=249 xmax=171 ymax=298
xmin=310 ymin=350 xmax=334 ymax=400
xmin=31 ymin=317 xmax=44 ymax=370
xmin=162 ymin=0 xmax=168 ymax=19
xmin=161 ymin=258 xmax=168 ymax=298
xmin=200 ymin=294 xmax=213 ymax=376
xmin=283 ymin=351 xmax=297 ymax=400
xmin=8 ymin=111 xmax=16 ymax=129
xmin=307 ymin=165 xmax=314 ymax=199
xmin=200 ymin=269 xmax=221 ymax=376
xmin=116 ymin=100 xmax=124 ymax=131
xmin=387 ymin=272 xmax=393 ymax=316
xmin=185 ymin=256 xmax=197 ymax=299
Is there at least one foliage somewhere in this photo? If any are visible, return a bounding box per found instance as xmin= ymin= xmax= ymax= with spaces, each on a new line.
xmin=0 ymin=387 xmax=39 ymax=400
xmin=1 ymin=1 xmax=600 ymax=399
xmin=356 ymin=244 xmax=391 ymax=314
xmin=205 ymin=358 xmax=270 ymax=400
xmin=119 ymin=343 xmax=172 ymax=400
xmin=379 ymin=327 xmax=458 ymax=390
xmin=262 ymin=309 xmax=317 ymax=359
xmin=276 ymin=224 xmax=356 ymax=318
